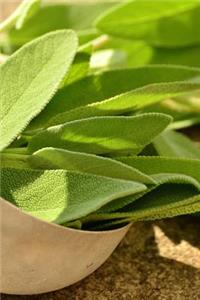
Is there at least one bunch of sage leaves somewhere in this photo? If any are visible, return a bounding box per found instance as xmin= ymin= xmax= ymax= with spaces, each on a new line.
xmin=0 ymin=0 xmax=200 ymax=230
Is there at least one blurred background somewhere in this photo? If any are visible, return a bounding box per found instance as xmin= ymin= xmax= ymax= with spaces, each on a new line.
xmin=0 ymin=0 xmax=118 ymax=21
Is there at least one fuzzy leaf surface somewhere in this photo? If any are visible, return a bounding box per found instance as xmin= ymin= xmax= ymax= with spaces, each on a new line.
xmin=0 ymin=168 xmax=146 ymax=224
xmin=30 ymin=147 xmax=154 ymax=184
xmin=27 ymin=65 xmax=200 ymax=131
xmin=99 ymin=173 xmax=200 ymax=213
xmin=28 ymin=113 xmax=172 ymax=155
xmin=47 ymin=82 xmax=200 ymax=126
xmin=116 ymin=156 xmax=200 ymax=182
xmin=0 ymin=30 xmax=78 ymax=151
xmin=87 ymin=193 xmax=200 ymax=229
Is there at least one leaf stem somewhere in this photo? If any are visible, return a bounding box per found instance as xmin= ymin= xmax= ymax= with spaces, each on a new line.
xmin=3 ymin=147 xmax=28 ymax=154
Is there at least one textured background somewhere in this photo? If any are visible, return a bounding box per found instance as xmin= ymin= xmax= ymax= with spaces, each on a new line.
xmin=1 ymin=1 xmax=200 ymax=299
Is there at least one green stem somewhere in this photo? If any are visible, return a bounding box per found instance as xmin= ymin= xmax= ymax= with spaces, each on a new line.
xmin=3 ymin=147 xmax=28 ymax=154
xmin=0 ymin=152 xmax=30 ymax=169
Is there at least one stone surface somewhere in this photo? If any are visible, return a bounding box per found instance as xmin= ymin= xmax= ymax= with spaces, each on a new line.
xmin=2 ymin=217 xmax=200 ymax=300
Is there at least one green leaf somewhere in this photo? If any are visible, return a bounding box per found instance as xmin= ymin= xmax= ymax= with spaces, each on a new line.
xmin=116 ymin=156 xmax=200 ymax=182
xmin=27 ymin=65 xmax=200 ymax=131
xmin=0 ymin=0 xmax=41 ymax=32
xmin=97 ymin=38 xmax=200 ymax=68
xmin=30 ymin=147 xmax=154 ymax=184
xmin=46 ymin=81 xmax=200 ymax=126
xmin=28 ymin=113 xmax=172 ymax=156
xmin=140 ymin=97 xmax=200 ymax=129
xmin=151 ymin=45 xmax=200 ymax=68
xmin=132 ymin=194 xmax=200 ymax=221
xmin=122 ymin=180 xmax=200 ymax=219
xmin=86 ymin=193 xmax=200 ymax=229
xmin=99 ymin=173 xmax=200 ymax=213
xmin=85 ymin=174 xmax=200 ymax=222
xmin=0 ymin=168 xmax=146 ymax=224
xmin=8 ymin=3 xmax=115 ymax=47
xmin=96 ymin=1 xmax=200 ymax=47
xmin=153 ymin=130 xmax=200 ymax=159
xmin=172 ymin=117 xmax=200 ymax=130
xmin=60 ymin=44 xmax=91 ymax=88
xmin=0 ymin=30 xmax=78 ymax=151
xmin=78 ymin=29 xmax=101 ymax=46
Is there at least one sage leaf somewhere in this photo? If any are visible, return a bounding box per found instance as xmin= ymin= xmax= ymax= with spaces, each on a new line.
xmin=122 ymin=182 xmax=200 ymax=219
xmin=60 ymin=44 xmax=91 ymax=88
xmin=172 ymin=117 xmax=200 ymax=130
xmin=28 ymin=113 xmax=172 ymax=155
xmin=153 ymin=130 xmax=200 ymax=159
xmin=99 ymin=173 xmax=200 ymax=213
xmin=0 ymin=168 xmax=146 ymax=224
xmin=116 ymin=156 xmax=200 ymax=182
xmin=140 ymin=97 xmax=200 ymax=129
xmin=87 ymin=193 xmax=200 ymax=228
xmin=27 ymin=65 xmax=200 ymax=131
xmin=8 ymin=3 xmax=115 ymax=47
xmin=0 ymin=30 xmax=78 ymax=151
xmin=46 ymin=82 xmax=200 ymax=126
xmin=100 ymin=38 xmax=200 ymax=68
xmin=150 ymin=45 xmax=200 ymax=68
xmin=96 ymin=1 xmax=200 ymax=47
xmin=134 ymin=195 xmax=200 ymax=222
xmin=30 ymin=147 xmax=154 ymax=184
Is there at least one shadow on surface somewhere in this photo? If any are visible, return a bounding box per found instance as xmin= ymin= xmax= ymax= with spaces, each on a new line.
xmin=2 ymin=216 xmax=200 ymax=300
